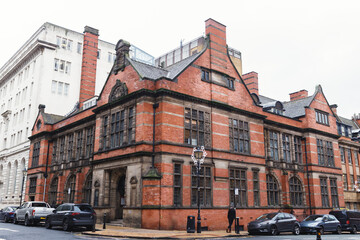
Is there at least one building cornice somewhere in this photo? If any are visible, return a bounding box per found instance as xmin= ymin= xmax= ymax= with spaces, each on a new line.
xmin=94 ymin=88 xmax=267 ymax=120
xmin=0 ymin=40 xmax=57 ymax=83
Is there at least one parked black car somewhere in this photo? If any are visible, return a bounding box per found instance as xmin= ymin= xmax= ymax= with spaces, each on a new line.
xmin=0 ymin=206 xmax=18 ymax=223
xmin=248 ymin=212 xmax=300 ymax=235
xmin=45 ymin=203 xmax=96 ymax=231
xmin=329 ymin=210 xmax=360 ymax=233
xmin=300 ymin=214 xmax=341 ymax=234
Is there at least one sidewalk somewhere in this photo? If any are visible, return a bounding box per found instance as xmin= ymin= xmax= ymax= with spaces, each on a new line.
xmin=82 ymin=224 xmax=249 ymax=239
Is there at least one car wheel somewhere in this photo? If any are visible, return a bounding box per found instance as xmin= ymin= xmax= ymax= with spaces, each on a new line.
xmin=336 ymin=226 xmax=341 ymax=234
xmin=24 ymin=215 xmax=31 ymax=226
xmin=86 ymin=225 xmax=94 ymax=231
xmin=45 ymin=218 xmax=52 ymax=229
xmin=13 ymin=215 xmax=18 ymax=224
xmin=351 ymin=225 xmax=357 ymax=234
xmin=293 ymin=225 xmax=300 ymax=235
xmin=270 ymin=225 xmax=278 ymax=235
xmin=63 ymin=218 xmax=71 ymax=231
xmin=319 ymin=226 xmax=324 ymax=235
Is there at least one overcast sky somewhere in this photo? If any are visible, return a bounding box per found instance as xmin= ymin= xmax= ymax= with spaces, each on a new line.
xmin=1 ymin=0 xmax=359 ymax=119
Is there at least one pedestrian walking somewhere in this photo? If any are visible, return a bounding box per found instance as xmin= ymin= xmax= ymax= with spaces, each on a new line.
xmin=227 ymin=204 xmax=236 ymax=233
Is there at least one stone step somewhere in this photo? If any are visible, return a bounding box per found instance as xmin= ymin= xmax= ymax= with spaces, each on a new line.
xmin=108 ymin=219 xmax=124 ymax=226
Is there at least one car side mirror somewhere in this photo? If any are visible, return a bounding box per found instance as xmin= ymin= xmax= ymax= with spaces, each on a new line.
xmin=53 ymin=210 xmax=56 ymax=213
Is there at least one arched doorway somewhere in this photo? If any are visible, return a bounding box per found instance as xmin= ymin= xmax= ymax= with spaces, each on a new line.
xmin=116 ymin=175 xmax=126 ymax=219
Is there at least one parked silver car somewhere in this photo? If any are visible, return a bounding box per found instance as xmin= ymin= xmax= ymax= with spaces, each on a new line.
xmin=13 ymin=201 xmax=54 ymax=226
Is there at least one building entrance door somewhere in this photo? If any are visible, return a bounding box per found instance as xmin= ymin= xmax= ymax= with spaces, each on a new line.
xmin=115 ymin=175 xmax=126 ymax=219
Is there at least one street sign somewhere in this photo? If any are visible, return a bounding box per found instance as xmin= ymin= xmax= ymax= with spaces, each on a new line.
xmin=235 ymin=188 xmax=239 ymax=195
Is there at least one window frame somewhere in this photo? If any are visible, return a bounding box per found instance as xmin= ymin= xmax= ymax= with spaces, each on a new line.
xmin=184 ymin=108 xmax=210 ymax=147
xmin=191 ymin=165 xmax=212 ymax=207
xmin=330 ymin=178 xmax=339 ymax=208
xmin=320 ymin=177 xmax=330 ymax=207
xmin=266 ymin=174 xmax=280 ymax=206
xmin=269 ymin=131 xmax=279 ymax=161
xmin=31 ymin=141 xmax=40 ymax=167
xmin=229 ymin=119 xmax=250 ymax=154
xmin=282 ymin=134 xmax=291 ymax=162
xmin=315 ymin=110 xmax=329 ymax=126
xmin=173 ymin=163 xmax=182 ymax=207
xmin=289 ymin=177 xmax=303 ymax=206
xmin=229 ymin=168 xmax=247 ymax=208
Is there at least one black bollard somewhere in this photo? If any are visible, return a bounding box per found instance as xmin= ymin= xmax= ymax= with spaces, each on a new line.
xmin=235 ymin=217 xmax=240 ymax=234
xmin=103 ymin=212 xmax=107 ymax=229
xmin=316 ymin=226 xmax=322 ymax=240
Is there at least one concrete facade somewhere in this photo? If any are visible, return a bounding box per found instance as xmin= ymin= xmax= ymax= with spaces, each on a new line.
xmin=0 ymin=22 xmax=115 ymax=208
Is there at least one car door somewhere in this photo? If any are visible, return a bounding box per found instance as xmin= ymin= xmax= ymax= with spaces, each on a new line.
xmin=0 ymin=207 xmax=6 ymax=220
xmin=286 ymin=213 xmax=296 ymax=231
xmin=322 ymin=215 xmax=330 ymax=231
xmin=327 ymin=215 xmax=338 ymax=231
xmin=276 ymin=213 xmax=286 ymax=232
xmin=58 ymin=204 xmax=71 ymax=224
xmin=52 ymin=205 xmax=63 ymax=225
xmin=17 ymin=203 xmax=28 ymax=220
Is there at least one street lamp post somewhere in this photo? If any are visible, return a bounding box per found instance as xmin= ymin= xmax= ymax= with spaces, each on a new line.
xmin=191 ymin=146 xmax=207 ymax=233
xmin=19 ymin=167 xmax=27 ymax=207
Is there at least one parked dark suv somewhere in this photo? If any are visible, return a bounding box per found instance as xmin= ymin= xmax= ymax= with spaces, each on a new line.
xmin=248 ymin=212 xmax=300 ymax=235
xmin=45 ymin=203 xmax=96 ymax=231
xmin=329 ymin=210 xmax=360 ymax=233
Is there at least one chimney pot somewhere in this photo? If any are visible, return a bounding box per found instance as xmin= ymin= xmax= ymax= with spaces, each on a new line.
xmin=38 ymin=104 xmax=45 ymax=113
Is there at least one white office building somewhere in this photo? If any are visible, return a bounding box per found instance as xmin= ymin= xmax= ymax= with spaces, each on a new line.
xmin=0 ymin=22 xmax=116 ymax=208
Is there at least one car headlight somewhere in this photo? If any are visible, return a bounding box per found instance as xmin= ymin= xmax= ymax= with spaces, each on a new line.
xmin=307 ymin=223 xmax=319 ymax=227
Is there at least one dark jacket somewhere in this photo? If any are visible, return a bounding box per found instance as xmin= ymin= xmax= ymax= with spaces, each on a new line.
xmin=228 ymin=207 xmax=236 ymax=220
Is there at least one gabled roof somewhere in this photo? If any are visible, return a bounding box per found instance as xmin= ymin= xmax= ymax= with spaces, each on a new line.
xmin=259 ymin=85 xmax=333 ymax=119
xmin=338 ymin=116 xmax=358 ymax=129
xmin=127 ymin=43 xmax=206 ymax=81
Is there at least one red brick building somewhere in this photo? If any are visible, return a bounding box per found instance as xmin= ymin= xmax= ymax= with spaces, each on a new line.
xmin=27 ymin=19 xmax=357 ymax=230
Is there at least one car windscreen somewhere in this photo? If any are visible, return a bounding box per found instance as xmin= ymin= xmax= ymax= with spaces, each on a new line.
xmin=303 ymin=215 xmax=323 ymax=221
xmin=32 ymin=203 xmax=48 ymax=207
xmin=256 ymin=213 xmax=277 ymax=220
xmin=8 ymin=207 xmax=17 ymax=211
xmin=74 ymin=205 xmax=93 ymax=213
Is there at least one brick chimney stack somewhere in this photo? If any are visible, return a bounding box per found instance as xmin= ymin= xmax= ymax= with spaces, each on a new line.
xmin=289 ymin=90 xmax=308 ymax=101
xmin=79 ymin=26 xmax=99 ymax=108
xmin=330 ymin=104 xmax=338 ymax=114
xmin=205 ymin=18 xmax=227 ymax=72
xmin=242 ymin=71 xmax=259 ymax=95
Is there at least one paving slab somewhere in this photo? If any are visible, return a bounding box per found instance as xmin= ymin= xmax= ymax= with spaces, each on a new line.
xmin=82 ymin=224 xmax=249 ymax=239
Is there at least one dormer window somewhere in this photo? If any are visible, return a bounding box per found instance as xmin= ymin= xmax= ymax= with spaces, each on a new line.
xmin=315 ymin=110 xmax=329 ymax=125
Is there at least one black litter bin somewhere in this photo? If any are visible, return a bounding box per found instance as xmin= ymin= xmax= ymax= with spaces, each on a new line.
xmin=187 ymin=215 xmax=195 ymax=233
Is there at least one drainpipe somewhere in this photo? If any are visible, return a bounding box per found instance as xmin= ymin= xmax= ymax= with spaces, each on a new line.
xmin=43 ymin=140 xmax=50 ymax=202
xmin=152 ymin=103 xmax=159 ymax=169
xmin=303 ymin=137 xmax=312 ymax=215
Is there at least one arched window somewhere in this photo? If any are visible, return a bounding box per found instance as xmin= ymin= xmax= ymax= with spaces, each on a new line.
xmin=6 ymin=163 xmax=11 ymax=194
xmin=289 ymin=177 xmax=303 ymax=206
xmin=13 ymin=161 xmax=18 ymax=193
xmin=266 ymin=174 xmax=280 ymax=206
xmin=64 ymin=175 xmax=76 ymax=203
xmin=48 ymin=177 xmax=58 ymax=207
xmin=83 ymin=174 xmax=92 ymax=204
